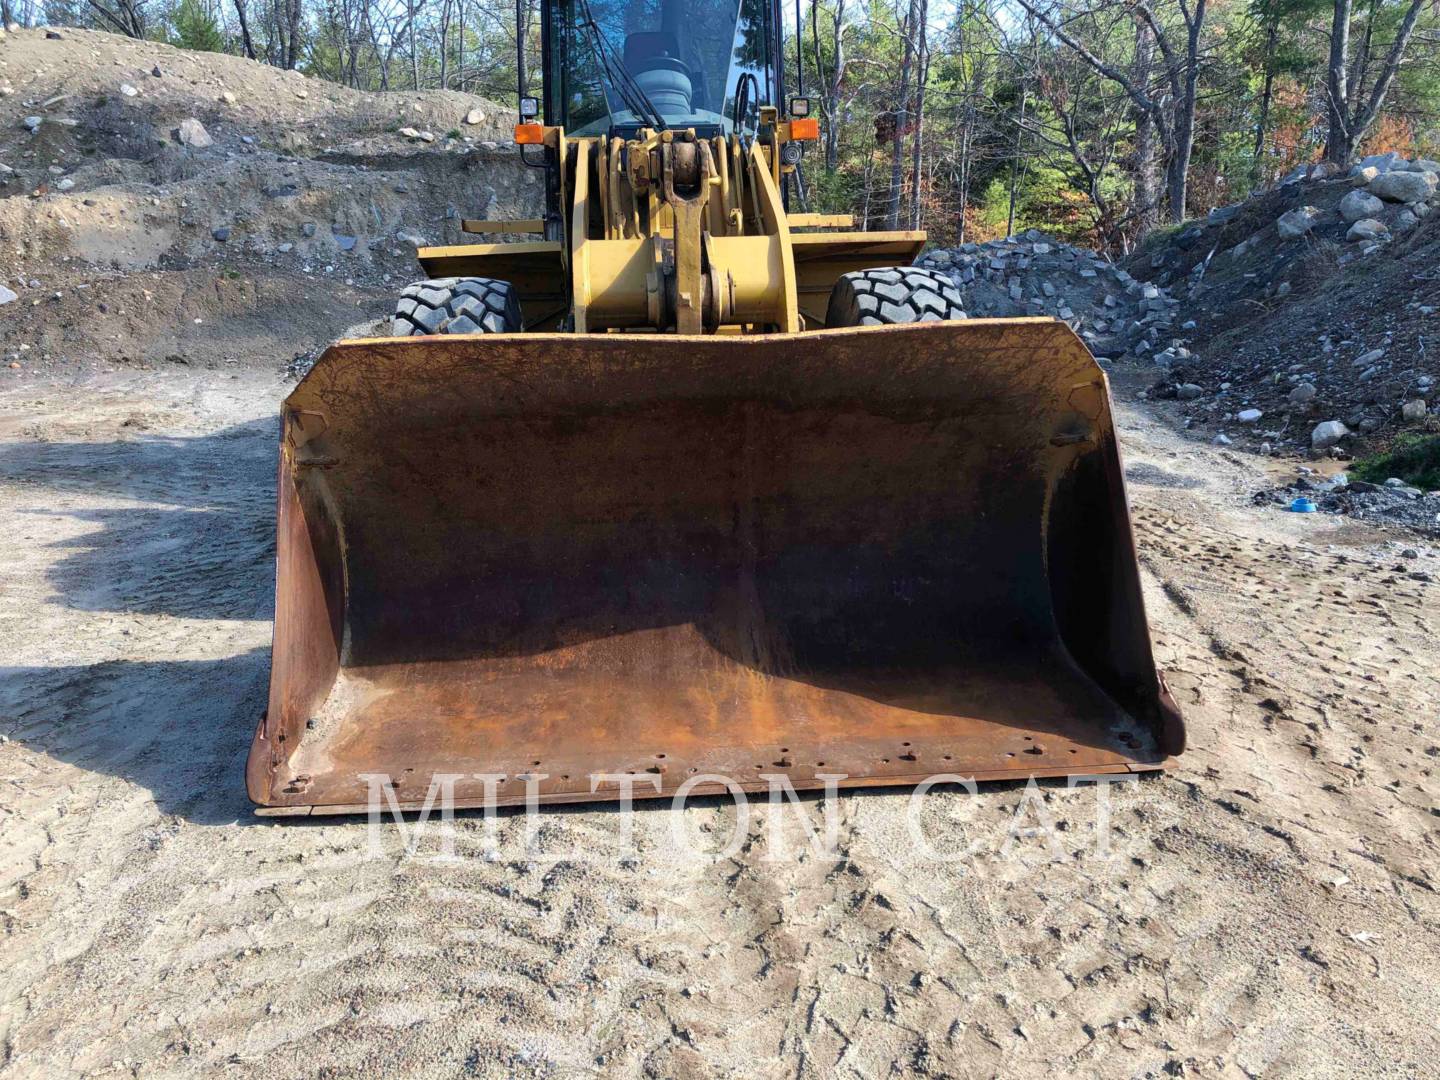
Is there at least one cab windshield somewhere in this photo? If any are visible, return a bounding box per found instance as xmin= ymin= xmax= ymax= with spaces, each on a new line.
xmin=549 ymin=0 xmax=775 ymax=135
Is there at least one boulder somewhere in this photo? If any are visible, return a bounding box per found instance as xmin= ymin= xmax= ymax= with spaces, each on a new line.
xmin=1237 ymin=408 xmax=1264 ymax=423
xmin=0 ymin=284 xmax=16 ymax=306
xmin=1401 ymin=399 xmax=1427 ymax=421
xmin=1354 ymin=151 xmax=1403 ymax=175
xmin=1176 ymin=383 xmax=1204 ymax=401
xmin=1346 ymin=218 xmax=1388 ymax=242
xmin=1288 ymin=382 xmax=1317 ymax=406
xmin=1367 ymin=170 xmax=1435 ymax=202
xmin=1311 ymin=420 xmax=1350 ymax=449
xmin=1339 ymin=189 xmax=1384 ymax=222
xmin=1351 ymin=167 xmax=1379 ymax=187
xmin=1277 ymin=206 xmax=1322 ymax=239
xmin=464 ymin=108 xmax=485 ymax=125
xmin=175 ymin=117 xmax=213 ymax=148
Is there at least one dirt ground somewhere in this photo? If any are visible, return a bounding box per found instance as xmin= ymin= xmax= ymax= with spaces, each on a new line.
xmin=0 ymin=355 xmax=1436 ymax=1080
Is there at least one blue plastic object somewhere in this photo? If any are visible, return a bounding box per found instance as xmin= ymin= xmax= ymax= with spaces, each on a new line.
xmin=1288 ymin=496 xmax=1317 ymax=513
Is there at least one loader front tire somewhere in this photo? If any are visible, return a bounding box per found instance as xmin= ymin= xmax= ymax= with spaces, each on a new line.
xmin=825 ymin=267 xmax=967 ymax=327
xmin=392 ymin=277 xmax=522 ymax=335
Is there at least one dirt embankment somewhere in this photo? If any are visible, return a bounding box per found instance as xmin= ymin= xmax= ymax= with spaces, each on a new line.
xmin=1129 ymin=163 xmax=1439 ymax=460
xmin=0 ymin=27 xmax=540 ymax=370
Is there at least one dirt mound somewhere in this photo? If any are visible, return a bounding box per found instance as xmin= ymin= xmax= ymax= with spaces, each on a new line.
xmin=1130 ymin=162 xmax=1439 ymax=459
xmin=0 ymin=28 xmax=539 ymax=371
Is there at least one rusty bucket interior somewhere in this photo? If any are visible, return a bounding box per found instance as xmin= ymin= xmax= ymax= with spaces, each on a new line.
xmin=248 ymin=319 xmax=1183 ymax=814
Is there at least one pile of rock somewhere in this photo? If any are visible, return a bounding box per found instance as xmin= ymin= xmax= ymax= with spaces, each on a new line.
xmin=915 ymin=230 xmax=1184 ymax=360
xmin=1268 ymin=153 xmax=1437 ymax=253
xmin=1254 ymin=470 xmax=1440 ymax=538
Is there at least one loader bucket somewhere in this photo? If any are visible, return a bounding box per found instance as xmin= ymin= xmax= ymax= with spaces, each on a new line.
xmin=248 ymin=319 xmax=1183 ymax=815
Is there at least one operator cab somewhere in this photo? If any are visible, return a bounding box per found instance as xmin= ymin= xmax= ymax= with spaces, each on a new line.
xmin=542 ymin=0 xmax=781 ymax=137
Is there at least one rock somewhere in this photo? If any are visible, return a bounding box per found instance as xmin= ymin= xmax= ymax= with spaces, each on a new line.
xmin=1367 ymin=170 xmax=1435 ymax=202
xmin=119 ymin=83 xmax=139 ymax=98
xmin=1401 ymin=548 xmax=1419 ymax=559
xmin=1311 ymin=420 xmax=1350 ymax=449
xmin=263 ymin=183 xmax=299 ymax=198
xmin=45 ymin=29 xmax=63 ymax=38
xmin=1346 ymin=218 xmax=1388 ymax=242
xmin=1176 ymin=383 xmax=1204 ymax=400
xmin=1401 ymin=399 xmax=1427 ymax=421
xmin=23 ymin=115 xmax=42 ymax=132
xmin=397 ymin=230 xmax=426 ymax=248
xmin=1237 ymin=408 xmax=1264 ymax=423
xmin=1354 ymin=348 xmax=1385 ymax=367
xmin=334 ymin=234 xmax=357 ymax=251
xmin=221 ymin=90 xmax=237 ymax=105
xmin=277 ymin=242 xmax=294 ymax=253
xmin=1412 ymin=158 xmax=1440 ymax=175
xmin=1339 ymin=189 xmax=1383 ymax=222
xmin=152 ymin=65 xmax=164 ymax=77
xmin=1289 ymin=382 xmax=1317 ymax=406
xmin=55 ymin=176 xmax=74 ymax=191
xmin=1354 ymin=151 xmax=1403 ymax=175
xmin=0 ymin=284 xmax=16 ymax=306
xmin=1275 ymin=281 xmax=1291 ymax=298
xmin=1277 ymin=206 xmax=1322 ymax=239
xmin=464 ymin=108 xmax=485 ymax=125
xmin=301 ymin=222 xmax=317 ymax=237
xmin=1394 ymin=209 xmax=1419 ymax=233
xmin=175 ymin=118 xmax=213 ymax=148
xmin=1351 ymin=166 xmax=1379 ymax=186
xmin=212 ymin=226 xmax=230 ymax=242
xmin=1212 ymin=433 xmax=1232 ymax=446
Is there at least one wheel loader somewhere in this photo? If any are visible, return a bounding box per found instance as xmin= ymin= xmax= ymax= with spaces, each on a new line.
xmin=247 ymin=0 xmax=1184 ymax=815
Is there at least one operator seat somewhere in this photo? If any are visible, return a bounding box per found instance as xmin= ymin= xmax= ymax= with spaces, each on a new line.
xmin=623 ymin=31 xmax=693 ymax=115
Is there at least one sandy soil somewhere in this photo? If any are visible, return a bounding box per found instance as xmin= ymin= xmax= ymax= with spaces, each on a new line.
xmin=0 ymin=356 xmax=1436 ymax=1080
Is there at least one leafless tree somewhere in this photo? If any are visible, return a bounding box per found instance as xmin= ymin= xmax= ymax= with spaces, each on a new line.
xmin=1324 ymin=0 xmax=1428 ymax=164
xmin=85 ymin=0 xmax=146 ymax=37
xmin=1014 ymin=0 xmax=1208 ymax=223
xmin=810 ymin=0 xmax=849 ymax=173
